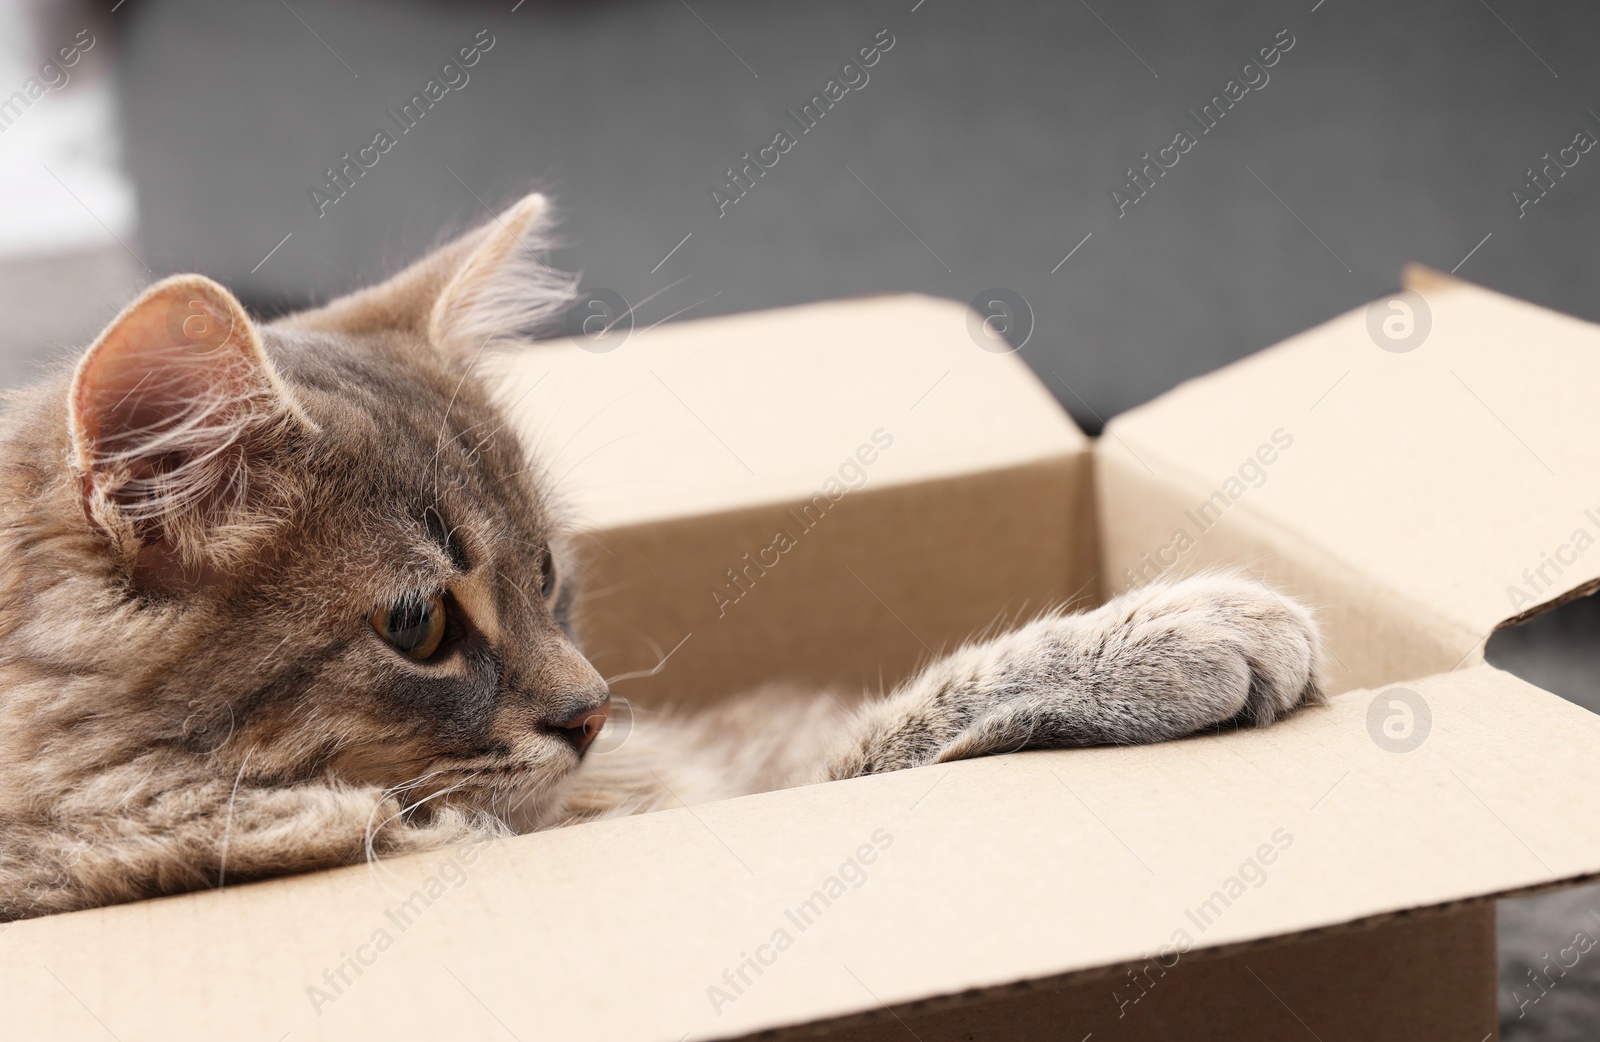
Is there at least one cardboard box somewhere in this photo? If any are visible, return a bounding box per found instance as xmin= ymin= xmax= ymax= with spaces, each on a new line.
xmin=5 ymin=269 xmax=1600 ymax=1040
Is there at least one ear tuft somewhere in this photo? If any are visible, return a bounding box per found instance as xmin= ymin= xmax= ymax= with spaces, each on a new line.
xmin=69 ymin=275 xmax=309 ymax=576
xmin=428 ymin=193 xmax=578 ymax=352
xmin=277 ymin=192 xmax=578 ymax=355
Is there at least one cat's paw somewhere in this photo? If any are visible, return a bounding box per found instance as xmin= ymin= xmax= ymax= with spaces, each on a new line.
xmin=1089 ymin=572 xmax=1324 ymax=734
xmin=828 ymin=571 xmax=1325 ymax=776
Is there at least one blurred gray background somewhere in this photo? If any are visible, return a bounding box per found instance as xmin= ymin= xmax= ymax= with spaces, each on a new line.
xmin=4 ymin=0 xmax=1600 ymax=1038
xmin=8 ymin=0 xmax=1600 ymax=431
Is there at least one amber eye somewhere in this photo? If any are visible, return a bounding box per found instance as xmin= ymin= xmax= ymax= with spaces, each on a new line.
xmin=540 ymin=551 xmax=558 ymax=602
xmin=371 ymin=594 xmax=447 ymax=661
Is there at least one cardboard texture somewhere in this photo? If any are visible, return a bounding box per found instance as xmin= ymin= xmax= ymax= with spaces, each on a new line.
xmin=812 ymin=902 xmax=1497 ymax=1041
xmin=1099 ymin=264 xmax=1600 ymax=690
xmin=4 ymin=278 xmax=1597 ymax=1040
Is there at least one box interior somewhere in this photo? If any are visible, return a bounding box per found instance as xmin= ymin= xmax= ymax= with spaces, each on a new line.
xmin=6 ymin=273 xmax=1598 ymax=1041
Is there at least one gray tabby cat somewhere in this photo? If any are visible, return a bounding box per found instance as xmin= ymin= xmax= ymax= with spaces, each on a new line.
xmin=0 ymin=194 xmax=1322 ymax=920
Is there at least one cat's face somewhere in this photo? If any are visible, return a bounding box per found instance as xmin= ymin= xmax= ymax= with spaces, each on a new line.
xmin=53 ymin=194 xmax=604 ymax=825
xmin=216 ymin=325 xmax=610 ymax=819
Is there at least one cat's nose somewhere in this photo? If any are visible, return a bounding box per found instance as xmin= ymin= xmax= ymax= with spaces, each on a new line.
xmin=549 ymin=694 xmax=610 ymax=753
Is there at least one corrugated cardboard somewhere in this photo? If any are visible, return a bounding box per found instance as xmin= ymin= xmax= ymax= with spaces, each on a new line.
xmin=5 ymin=277 xmax=1598 ymax=1041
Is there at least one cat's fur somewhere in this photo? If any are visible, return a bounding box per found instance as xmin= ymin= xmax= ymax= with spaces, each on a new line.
xmin=0 ymin=194 xmax=1323 ymax=921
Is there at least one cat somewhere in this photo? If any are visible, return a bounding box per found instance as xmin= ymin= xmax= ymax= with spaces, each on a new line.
xmin=0 ymin=193 xmax=1323 ymax=921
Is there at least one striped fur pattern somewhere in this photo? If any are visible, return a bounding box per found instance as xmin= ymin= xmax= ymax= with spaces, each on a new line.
xmin=0 ymin=194 xmax=1322 ymax=921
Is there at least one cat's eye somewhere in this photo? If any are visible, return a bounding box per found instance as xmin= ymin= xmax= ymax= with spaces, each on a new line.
xmin=540 ymin=551 xmax=558 ymax=602
xmin=371 ymin=594 xmax=447 ymax=661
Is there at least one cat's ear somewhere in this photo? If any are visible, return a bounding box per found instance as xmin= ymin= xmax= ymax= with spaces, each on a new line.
xmin=278 ymin=192 xmax=576 ymax=354
xmin=69 ymin=275 xmax=311 ymax=581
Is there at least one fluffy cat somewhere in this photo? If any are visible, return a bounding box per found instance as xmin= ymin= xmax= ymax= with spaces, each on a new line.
xmin=0 ymin=194 xmax=1323 ymax=921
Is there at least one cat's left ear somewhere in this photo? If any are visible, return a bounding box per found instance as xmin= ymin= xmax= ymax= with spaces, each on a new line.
xmin=277 ymin=192 xmax=575 ymax=354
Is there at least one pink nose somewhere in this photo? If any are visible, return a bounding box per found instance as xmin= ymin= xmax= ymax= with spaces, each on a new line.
xmin=553 ymin=696 xmax=610 ymax=753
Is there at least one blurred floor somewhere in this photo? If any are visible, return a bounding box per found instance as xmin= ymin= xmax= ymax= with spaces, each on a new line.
xmin=1488 ymin=598 xmax=1600 ymax=1042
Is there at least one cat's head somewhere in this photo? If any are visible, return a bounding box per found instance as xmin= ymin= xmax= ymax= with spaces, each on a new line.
xmin=25 ymin=192 xmax=605 ymax=827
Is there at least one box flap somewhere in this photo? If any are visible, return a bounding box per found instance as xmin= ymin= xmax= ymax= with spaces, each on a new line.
xmin=489 ymin=294 xmax=1086 ymax=530
xmin=6 ymin=664 xmax=1598 ymax=1040
xmin=1100 ymin=270 xmax=1600 ymax=681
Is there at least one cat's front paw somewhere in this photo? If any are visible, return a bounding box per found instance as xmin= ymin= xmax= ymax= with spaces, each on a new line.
xmin=1096 ymin=572 xmax=1324 ymax=732
xmin=826 ymin=571 xmax=1325 ymax=777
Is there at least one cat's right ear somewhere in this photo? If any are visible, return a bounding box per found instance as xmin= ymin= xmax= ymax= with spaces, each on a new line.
xmin=68 ymin=275 xmax=313 ymax=581
xmin=277 ymin=192 xmax=577 ymax=356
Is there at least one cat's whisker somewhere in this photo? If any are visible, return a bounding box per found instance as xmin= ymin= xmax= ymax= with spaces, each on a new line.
xmin=215 ymin=746 xmax=256 ymax=891
xmin=111 ymin=763 xmax=158 ymax=812
xmin=502 ymin=575 xmax=543 ymax=620
xmin=251 ymin=634 xmax=292 ymax=671
xmin=355 ymin=752 xmax=447 ymax=773
xmin=596 ymin=275 xmax=685 ymax=338
xmin=457 ymin=382 xmax=541 ymax=468
xmin=364 ymin=766 xmax=453 ymax=867
xmin=385 ymin=767 xmax=450 ymax=804
xmin=604 ymin=631 xmax=691 ymax=686
xmin=434 ymin=410 xmax=499 ymax=459
xmin=637 ymin=290 xmax=722 ymax=335
xmin=426 ymin=324 xmax=506 ymax=500
xmin=500 ymin=458 xmax=550 ymax=483
xmin=202 ymin=701 xmax=238 ymax=759
xmin=533 ymin=384 xmax=646 ymax=475
xmin=492 ymin=779 xmax=524 ymax=823
xmin=495 ymin=535 xmax=606 ymax=589
xmin=366 ymin=771 xmax=486 ymax=865
xmin=374 ymin=767 xmax=441 ymax=806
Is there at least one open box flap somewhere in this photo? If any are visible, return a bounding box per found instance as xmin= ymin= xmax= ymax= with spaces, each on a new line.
xmin=5 ymin=664 xmax=1598 ymax=1041
xmin=1099 ymin=269 xmax=1600 ymax=683
xmin=489 ymin=294 xmax=1087 ymax=530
